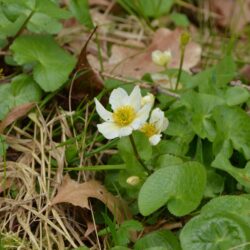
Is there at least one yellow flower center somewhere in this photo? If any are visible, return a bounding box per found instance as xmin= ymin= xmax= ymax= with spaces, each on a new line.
xmin=113 ymin=105 xmax=136 ymax=126
xmin=140 ymin=123 xmax=157 ymax=137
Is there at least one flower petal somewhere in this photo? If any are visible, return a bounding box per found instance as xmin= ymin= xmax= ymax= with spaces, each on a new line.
xmin=109 ymin=88 xmax=129 ymax=110
xmin=95 ymin=98 xmax=113 ymax=122
xmin=118 ymin=126 xmax=133 ymax=137
xmin=149 ymin=134 xmax=162 ymax=145
xmin=161 ymin=117 xmax=169 ymax=131
xmin=150 ymin=108 xmax=168 ymax=132
xmin=128 ymin=85 xmax=141 ymax=111
xmin=131 ymin=103 xmax=152 ymax=129
xmin=149 ymin=108 xmax=163 ymax=123
xmin=97 ymin=122 xmax=120 ymax=139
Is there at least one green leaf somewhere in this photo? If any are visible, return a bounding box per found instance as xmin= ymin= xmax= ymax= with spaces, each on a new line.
xmin=118 ymin=132 xmax=152 ymax=163
xmin=170 ymin=12 xmax=190 ymax=27
xmin=180 ymin=212 xmax=250 ymax=250
xmin=116 ymin=220 xmax=143 ymax=246
xmin=155 ymin=154 xmax=183 ymax=169
xmin=214 ymin=55 xmax=236 ymax=87
xmin=153 ymin=140 xmax=185 ymax=157
xmin=35 ymin=0 xmax=71 ymax=19
xmin=28 ymin=13 xmax=62 ymax=34
xmin=69 ymin=0 xmax=94 ymax=29
xmin=0 ymin=74 xmax=42 ymax=120
xmin=201 ymin=195 xmax=250 ymax=225
xmin=189 ymin=55 xmax=236 ymax=89
xmin=165 ymin=106 xmax=195 ymax=145
xmin=204 ymin=169 xmax=224 ymax=198
xmin=181 ymin=91 xmax=224 ymax=140
xmin=11 ymin=35 xmax=76 ymax=92
xmin=138 ymin=0 xmax=173 ymax=18
xmin=134 ymin=230 xmax=181 ymax=250
xmin=212 ymin=105 xmax=250 ymax=159
xmin=73 ymin=247 xmax=89 ymax=250
xmin=212 ymin=139 xmax=250 ymax=188
xmin=225 ymin=86 xmax=249 ymax=106
xmin=0 ymin=8 xmax=27 ymax=38
xmin=138 ymin=161 xmax=206 ymax=216
xmin=0 ymin=0 xmax=71 ymax=37
xmin=116 ymin=0 xmax=173 ymax=18
xmin=110 ymin=247 xmax=131 ymax=250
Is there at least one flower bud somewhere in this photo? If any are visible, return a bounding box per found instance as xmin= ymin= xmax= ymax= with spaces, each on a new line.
xmin=152 ymin=50 xmax=172 ymax=67
xmin=180 ymin=31 xmax=190 ymax=48
xmin=141 ymin=93 xmax=155 ymax=109
xmin=126 ymin=176 xmax=140 ymax=186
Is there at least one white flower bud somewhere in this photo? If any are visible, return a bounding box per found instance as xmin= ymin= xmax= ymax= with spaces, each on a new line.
xmin=126 ymin=176 xmax=140 ymax=186
xmin=152 ymin=50 xmax=172 ymax=67
xmin=141 ymin=93 xmax=155 ymax=109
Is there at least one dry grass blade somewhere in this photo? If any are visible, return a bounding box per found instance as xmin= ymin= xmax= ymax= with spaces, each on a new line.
xmin=0 ymin=106 xmax=105 ymax=249
xmin=0 ymin=102 xmax=35 ymax=133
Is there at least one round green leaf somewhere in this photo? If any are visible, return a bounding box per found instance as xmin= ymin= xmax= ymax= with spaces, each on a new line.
xmin=201 ymin=195 xmax=250 ymax=224
xmin=134 ymin=230 xmax=181 ymax=250
xmin=180 ymin=212 xmax=250 ymax=250
xmin=10 ymin=35 xmax=76 ymax=92
xmin=138 ymin=161 xmax=206 ymax=216
xmin=155 ymin=154 xmax=183 ymax=169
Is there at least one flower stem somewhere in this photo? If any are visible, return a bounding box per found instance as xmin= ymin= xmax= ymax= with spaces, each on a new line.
xmin=175 ymin=47 xmax=185 ymax=90
xmin=129 ymin=134 xmax=149 ymax=173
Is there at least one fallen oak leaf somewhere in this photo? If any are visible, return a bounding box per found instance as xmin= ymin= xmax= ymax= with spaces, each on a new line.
xmin=70 ymin=26 xmax=103 ymax=100
xmin=209 ymin=0 xmax=250 ymax=32
xmin=0 ymin=178 xmax=12 ymax=193
xmin=89 ymin=28 xmax=201 ymax=79
xmin=51 ymin=175 xmax=130 ymax=224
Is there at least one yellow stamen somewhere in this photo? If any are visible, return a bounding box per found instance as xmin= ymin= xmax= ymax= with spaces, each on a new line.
xmin=140 ymin=123 xmax=157 ymax=137
xmin=113 ymin=105 xmax=136 ymax=126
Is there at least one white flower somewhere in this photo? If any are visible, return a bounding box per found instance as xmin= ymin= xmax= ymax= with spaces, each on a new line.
xmin=95 ymin=86 xmax=152 ymax=139
xmin=140 ymin=108 xmax=169 ymax=145
xmin=152 ymin=50 xmax=172 ymax=67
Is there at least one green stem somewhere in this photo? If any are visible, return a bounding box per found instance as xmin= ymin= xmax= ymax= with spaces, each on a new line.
xmin=64 ymin=164 xmax=126 ymax=171
xmin=175 ymin=47 xmax=185 ymax=90
xmin=129 ymin=134 xmax=149 ymax=173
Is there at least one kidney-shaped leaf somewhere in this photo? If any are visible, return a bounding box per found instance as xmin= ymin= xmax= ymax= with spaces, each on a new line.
xmin=11 ymin=35 xmax=76 ymax=92
xmin=201 ymin=195 xmax=250 ymax=225
xmin=138 ymin=161 xmax=206 ymax=216
xmin=180 ymin=212 xmax=250 ymax=250
xmin=134 ymin=229 xmax=181 ymax=250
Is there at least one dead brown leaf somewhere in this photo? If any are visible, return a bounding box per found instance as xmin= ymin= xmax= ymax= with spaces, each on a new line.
xmin=241 ymin=65 xmax=250 ymax=82
xmin=0 ymin=178 xmax=12 ymax=193
xmin=209 ymin=0 xmax=250 ymax=32
xmin=89 ymin=28 xmax=201 ymax=79
xmin=51 ymin=175 xmax=130 ymax=224
xmin=70 ymin=27 xmax=103 ymax=100
xmin=0 ymin=102 xmax=35 ymax=133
